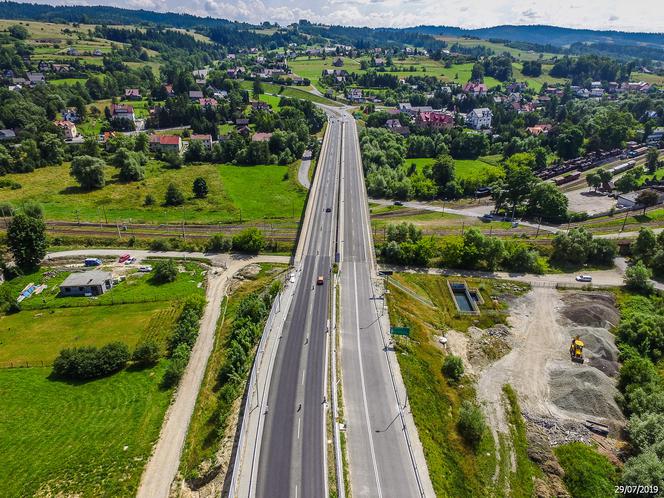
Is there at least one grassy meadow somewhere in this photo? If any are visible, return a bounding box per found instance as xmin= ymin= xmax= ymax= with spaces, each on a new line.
xmin=2 ymin=160 xmax=307 ymax=224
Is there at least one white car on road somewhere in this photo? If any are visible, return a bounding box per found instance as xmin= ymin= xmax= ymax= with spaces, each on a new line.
xmin=575 ymin=275 xmax=593 ymax=282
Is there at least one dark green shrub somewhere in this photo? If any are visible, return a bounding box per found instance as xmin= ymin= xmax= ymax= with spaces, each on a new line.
xmin=442 ymin=354 xmax=464 ymax=381
xmin=457 ymin=401 xmax=486 ymax=449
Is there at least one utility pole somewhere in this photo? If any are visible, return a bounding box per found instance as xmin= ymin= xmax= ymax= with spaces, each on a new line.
xmin=535 ymin=217 xmax=541 ymax=238
xmin=621 ymin=209 xmax=629 ymax=232
xmin=182 ymin=206 xmax=186 ymax=240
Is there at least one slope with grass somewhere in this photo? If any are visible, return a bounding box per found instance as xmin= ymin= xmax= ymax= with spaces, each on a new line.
xmin=2 ymin=160 xmax=306 ymax=224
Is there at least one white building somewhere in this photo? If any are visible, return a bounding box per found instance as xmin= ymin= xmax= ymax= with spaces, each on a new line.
xmin=466 ymin=108 xmax=493 ymax=130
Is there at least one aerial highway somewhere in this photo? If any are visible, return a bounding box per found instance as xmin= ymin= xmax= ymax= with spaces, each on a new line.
xmin=338 ymin=112 xmax=431 ymax=497
xmin=255 ymin=114 xmax=342 ymax=498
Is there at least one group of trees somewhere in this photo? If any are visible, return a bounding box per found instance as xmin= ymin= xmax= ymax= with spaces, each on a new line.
xmin=52 ymin=342 xmax=130 ymax=379
xmin=380 ymin=223 xmax=436 ymax=267
xmin=163 ymin=297 xmax=205 ymax=387
xmin=631 ymin=227 xmax=664 ymax=278
xmin=551 ymin=227 xmax=617 ymax=267
xmin=614 ymin=294 xmax=664 ymax=489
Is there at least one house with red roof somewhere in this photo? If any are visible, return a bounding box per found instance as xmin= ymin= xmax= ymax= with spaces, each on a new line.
xmin=149 ymin=134 xmax=182 ymax=153
xmin=110 ymin=103 xmax=135 ymax=122
xmin=463 ymin=82 xmax=488 ymax=97
xmin=415 ymin=111 xmax=455 ymax=131
xmin=198 ymin=97 xmax=218 ymax=109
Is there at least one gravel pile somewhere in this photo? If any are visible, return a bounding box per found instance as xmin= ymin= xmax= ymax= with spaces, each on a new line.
xmin=561 ymin=292 xmax=620 ymax=328
xmin=549 ymin=367 xmax=624 ymax=421
xmin=569 ymin=326 xmax=620 ymax=377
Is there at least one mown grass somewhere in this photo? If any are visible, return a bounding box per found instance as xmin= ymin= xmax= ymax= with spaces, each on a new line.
xmin=238 ymin=80 xmax=341 ymax=106
xmin=554 ymin=442 xmax=620 ymax=498
xmin=180 ymin=263 xmax=286 ymax=478
xmin=0 ymin=363 xmax=172 ymax=497
xmin=2 ymin=160 xmax=306 ymax=224
xmin=3 ymin=262 xmax=204 ymax=311
xmin=0 ymin=301 xmax=180 ymax=365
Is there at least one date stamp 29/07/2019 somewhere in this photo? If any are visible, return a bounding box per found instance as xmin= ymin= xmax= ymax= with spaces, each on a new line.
xmin=616 ymin=486 xmax=659 ymax=495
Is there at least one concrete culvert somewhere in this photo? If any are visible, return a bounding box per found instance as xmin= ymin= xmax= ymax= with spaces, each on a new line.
xmin=549 ymin=367 xmax=624 ymax=422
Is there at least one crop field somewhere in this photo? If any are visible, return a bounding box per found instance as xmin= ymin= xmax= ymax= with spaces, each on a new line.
xmin=1 ymin=160 xmax=306 ymax=224
xmin=0 ymin=364 xmax=172 ymax=497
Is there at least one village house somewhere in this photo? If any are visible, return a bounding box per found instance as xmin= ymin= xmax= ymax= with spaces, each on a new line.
xmin=62 ymin=108 xmax=79 ymax=122
xmin=0 ymin=129 xmax=16 ymax=141
xmin=54 ymin=120 xmax=78 ymax=140
xmin=385 ymin=119 xmax=410 ymax=136
xmin=188 ymin=90 xmax=204 ymax=100
xmin=347 ymin=88 xmax=364 ymax=103
xmin=51 ymin=64 xmax=71 ymax=73
xmin=526 ymin=124 xmax=553 ymax=136
xmin=124 ymin=88 xmax=141 ymax=100
xmin=463 ymin=82 xmax=488 ymax=97
xmin=415 ymin=111 xmax=455 ymax=131
xmin=163 ymin=83 xmax=176 ymax=97
xmin=466 ymin=108 xmax=493 ymax=130
xmin=149 ymin=134 xmax=182 ymax=153
xmin=251 ymin=101 xmax=270 ymax=111
xmin=59 ymin=270 xmax=113 ymax=297
xmin=110 ymin=103 xmax=135 ymax=122
xmin=198 ymin=97 xmax=218 ymax=109
xmin=332 ymin=58 xmax=344 ymax=67
xmin=27 ymin=72 xmax=45 ymax=85
xmin=252 ymin=132 xmax=273 ymax=142
xmin=189 ymin=134 xmax=213 ymax=149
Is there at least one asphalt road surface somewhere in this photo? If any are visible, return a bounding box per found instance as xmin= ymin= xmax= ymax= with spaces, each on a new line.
xmin=256 ymin=116 xmax=341 ymax=498
xmin=338 ymin=114 xmax=422 ymax=497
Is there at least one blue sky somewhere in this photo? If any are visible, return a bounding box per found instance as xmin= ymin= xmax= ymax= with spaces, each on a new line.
xmin=15 ymin=0 xmax=664 ymax=32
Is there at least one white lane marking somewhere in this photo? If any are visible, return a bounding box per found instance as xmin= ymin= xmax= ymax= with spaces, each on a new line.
xmin=295 ymin=484 xmax=298 ymax=498
xmin=297 ymin=417 xmax=301 ymax=439
xmin=352 ymin=263 xmax=383 ymax=498
xmin=302 ymin=369 xmax=306 ymax=385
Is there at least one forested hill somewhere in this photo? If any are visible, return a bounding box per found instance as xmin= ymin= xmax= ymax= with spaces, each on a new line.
xmin=410 ymin=24 xmax=664 ymax=49
xmin=0 ymin=1 xmax=248 ymax=29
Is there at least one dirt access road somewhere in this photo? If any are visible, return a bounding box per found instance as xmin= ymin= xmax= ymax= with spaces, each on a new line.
xmin=472 ymin=287 xmax=623 ymax=481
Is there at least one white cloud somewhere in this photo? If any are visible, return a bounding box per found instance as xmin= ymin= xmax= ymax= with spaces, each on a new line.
xmin=10 ymin=0 xmax=664 ymax=31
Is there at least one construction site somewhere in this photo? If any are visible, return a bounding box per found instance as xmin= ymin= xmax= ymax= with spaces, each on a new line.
xmin=445 ymin=285 xmax=625 ymax=494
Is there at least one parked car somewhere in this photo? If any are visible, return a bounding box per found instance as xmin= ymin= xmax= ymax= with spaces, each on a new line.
xmin=138 ymin=265 xmax=152 ymax=272
xmin=84 ymin=258 xmax=102 ymax=267
xmin=118 ymin=254 xmax=131 ymax=263
xmin=576 ymin=275 xmax=593 ymax=282
xmin=393 ymin=201 xmax=403 ymax=206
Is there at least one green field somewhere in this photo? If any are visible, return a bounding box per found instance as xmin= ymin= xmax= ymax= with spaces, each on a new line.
xmin=2 ymin=160 xmax=306 ymax=224
xmin=406 ymin=157 xmax=504 ymax=182
xmin=49 ymin=77 xmax=89 ymax=86
xmin=0 ymin=364 xmax=172 ymax=497
xmin=238 ymin=80 xmax=341 ymax=106
xmin=0 ymin=301 xmax=180 ymax=365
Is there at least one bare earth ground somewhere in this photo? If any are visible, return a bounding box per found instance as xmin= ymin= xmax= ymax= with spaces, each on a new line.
xmin=446 ymin=287 xmax=625 ymax=487
xmin=564 ymin=188 xmax=616 ymax=215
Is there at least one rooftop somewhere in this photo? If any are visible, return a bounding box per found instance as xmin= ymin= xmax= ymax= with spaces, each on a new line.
xmin=60 ymin=270 xmax=112 ymax=288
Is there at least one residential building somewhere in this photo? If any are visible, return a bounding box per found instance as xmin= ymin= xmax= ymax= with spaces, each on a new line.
xmin=189 ymin=134 xmax=213 ymax=149
xmin=415 ymin=111 xmax=455 ymax=131
xmin=149 ymin=134 xmax=182 ymax=153
xmin=110 ymin=103 xmax=135 ymax=122
xmin=163 ymin=83 xmax=175 ymax=97
xmin=526 ymin=124 xmax=553 ymax=136
xmin=463 ymin=81 xmax=488 ymax=97
xmin=198 ymin=97 xmax=218 ymax=109
xmin=385 ymin=119 xmax=410 ymax=136
xmin=347 ymin=88 xmax=364 ymax=103
xmin=59 ymin=270 xmax=113 ymax=297
xmin=332 ymin=58 xmax=344 ymax=67
xmin=0 ymin=129 xmax=16 ymax=141
xmin=466 ymin=108 xmax=493 ymax=129
xmin=252 ymin=132 xmax=273 ymax=142
xmin=124 ymin=88 xmax=141 ymax=100
xmin=27 ymin=72 xmax=45 ymax=85
xmin=617 ymin=189 xmax=664 ymax=209
xmin=188 ymin=90 xmax=204 ymax=100
xmin=54 ymin=120 xmax=78 ymax=140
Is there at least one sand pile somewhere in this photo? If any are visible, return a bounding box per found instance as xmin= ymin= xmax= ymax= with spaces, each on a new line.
xmin=549 ymin=367 xmax=624 ymax=421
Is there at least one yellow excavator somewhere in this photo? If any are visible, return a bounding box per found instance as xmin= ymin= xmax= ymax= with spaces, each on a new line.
xmin=570 ymin=336 xmax=585 ymax=364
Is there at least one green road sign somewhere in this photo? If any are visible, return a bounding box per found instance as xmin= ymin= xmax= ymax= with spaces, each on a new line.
xmin=391 ymin=327 xmax=410 ymax=336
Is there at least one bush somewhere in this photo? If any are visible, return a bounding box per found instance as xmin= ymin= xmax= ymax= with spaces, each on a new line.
xmin=442 ymin=354 xmax=464 ymax=381
xmin=152 ymin=259 xmax=178 ymax=284
xmin=149 ymin=239 xmax=171 ymax=251
xmin=164 ymin=182 xmax=184 ymax=206
xmin=162 ymin=343 xmax=191 ymax=387
xmin=206 ymin=234 xmax=232 ymax=253
xmin=621 ymin=450 xmax=664 ymax=491
xmin=132 ymin=340 xmax=161 ymax=366
xmin=144 ymin=193 xmax=156 ymax=206
xmin=232 ymin=228 xmax=265 ymax=253
xmin=457 ymin=401 xmax=486 ymax=449
xmin=625 ymin=261 xmax=654 ymax=294
xmin=554 ymin=442 xmax=619 ymax=498
xmin=52 ymin=342 xmax=130 ymax=379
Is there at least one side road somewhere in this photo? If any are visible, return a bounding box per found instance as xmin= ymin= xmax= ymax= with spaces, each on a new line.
xmin=44 ymin=249 xmax=289 ymax=498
